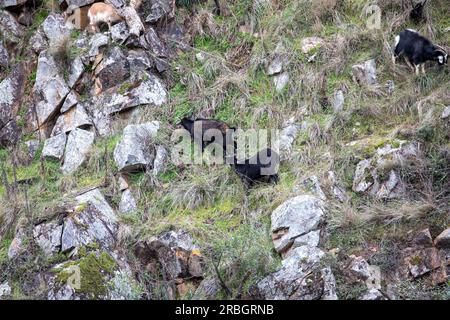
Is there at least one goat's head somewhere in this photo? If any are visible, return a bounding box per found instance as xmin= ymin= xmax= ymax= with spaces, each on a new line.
xmin=434 ymin=45 xmax=448 ymax=65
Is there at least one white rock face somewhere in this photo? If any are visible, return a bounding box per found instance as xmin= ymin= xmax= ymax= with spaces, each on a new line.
xmin=76 ymin=188 xmax=118 ymax=223
xmin=257 ymin=245 xmax=327 ymax=300
xmin=33 ymin=222 xmax=64 ymax=257
xmin=128 ymin=73 xmax=168 ymax=107
xmin=0 ymin=282 xmax=12 ymax=299
xmin=352 ymin=59 xmax=377 ymax=86
xmin=42 ymin=132 xmax=67 ymax=161
xmin=34 ymin=50 xmax=70 ymax=126
xmin=114 ymin=122 xmax=159 ymax=172
xmin=332 ymin=90 xmax=345 ymax=112
xmin=119 ymin=189 xmax=137 ymax=214
xmin=271 ymin=195 xmax=325 ymax=253
xmin=153 ymin=145 xmax=168 ymax=176
xmin=442 ymin=106 xmax=450 ymax=119
xmin=51 ymin=104 xmax=92 ymax=137
xmin=61 ymin=128 xmax=95 ymax=174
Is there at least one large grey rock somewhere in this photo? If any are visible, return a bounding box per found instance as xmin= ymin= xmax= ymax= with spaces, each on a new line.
xmin=321 ymin=267 xmax=338 ymax=300
xmin=68 ymin=56 xmax=84 ymax=88
xmin=42 ymin=133 xmax=67 ymax=160
xmin=61 ymin=203 xmax=118 ymax=253
xmin=141 ymin=27 xmax=168 ymax=57
xmin=135 ymin=230 xmax=203 ymax=281
xmin=60 ymin=91 xmax=79 ymax=114
xmin=51 ymin=104 xmax=92 ymax=136
xmin=0 ymin=41 xmax=8 ymax=68
xmin=75 ymin=188 xmax=117 ymax=223
xmin=87 ymin=33 xmax=109 ymax=59
xmin=0 ymin=10 xmax=24 ymax=44
xmin=142 ymin=0 xmax=172 ymax=23
xmin=33 ymin=222 xmax=63 ymax=257
xmin=442 ymin=106 xmax=450 ymax=119
xmin=256 ymin=245 xmax=326 ymax=300
xmin=434 ymin=228 xmax=450 ymax=249
xmin=41 ymin=13 xmax=72 ymax=46
xmin=61 ymin=128 xmax=95 ymax=174
xmin=119 ymin=189 xmax=137 ymax=213
xmin=352 ymin=59 xmax=377 ymax=86
xmin=0 ymin=62 xmax=26 ymax=146
xmin=0 ymin=0 xmax=27 ymax=8
xmin=94 ymin=46 xmax=130 ymax=93
xmin=110 ymin=21 xmax=130 ymax=43
xmin=114 ymin=122 xmax=159 ymax=172
xmin=34 ymin=50 xmax=70 ymax=126
xmin=271 ymin=195 xmax=325 ymax=253
xmin=128 ymin=72 xmax=167 ymax=107
xmin=119 ymin=6 xmax=144 ymax=37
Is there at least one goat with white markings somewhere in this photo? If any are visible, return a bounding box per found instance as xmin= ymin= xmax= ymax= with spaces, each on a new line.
xmin=392 ymin=29 xmax=448 ymax=75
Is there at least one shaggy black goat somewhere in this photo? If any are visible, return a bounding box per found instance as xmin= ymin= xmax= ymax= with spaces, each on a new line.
xmin=178 ymin=117 xmax=235 ymax=152
xmin=393 ymin=29 xmax=448 ymax=75
xmin=410 ymin=0 xmax=427 ymax=24
xmin=230 ymin=148 xmax=280 ymax=188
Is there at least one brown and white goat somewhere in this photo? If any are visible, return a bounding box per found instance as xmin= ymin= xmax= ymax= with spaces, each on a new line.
xmin=87 ymin=3 xmax=123 ymax=33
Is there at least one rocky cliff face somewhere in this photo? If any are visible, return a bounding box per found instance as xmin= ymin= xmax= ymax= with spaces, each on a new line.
xmin=0 ymin=0 xmax=449 ymax=300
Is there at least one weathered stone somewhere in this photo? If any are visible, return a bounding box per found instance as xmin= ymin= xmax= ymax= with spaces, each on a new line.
xmin=256 ymin=245 xmax=325 ymax=300
xmin=323 ymin=171 xmax=349 ymax=203
xmin=34 ymin=50 xmax=70 ymax=126
xmin=434 ymin=228 xmax=450 ymax=249
xmin=61 ymin=203 xmax=117 ymax=253
xmin=301 ymin=37 xmax=324 ymax=54
xmin=119 ymin=189 xmax=137 ymax=213
xmin=153 ymin=145 xmax=168 ymax=176
xmin=290 ymin=230 xmax=321 ymax=253
xmin=33 ymin=222 xmax=63 ymax=257
xmin=60 ymin=91 xmax=79 ymax=113
xmin=29 ymin=26 xmax=48 ymax=53
xmin=273 ymin=72 xmax=289 ymax=92
xmin=0 ymin=0 xmax=27 ymax=8
xmin=119 ymin=6 xmax=144 ymax=37
xmin=348 ymin=255 xmax=371 ymax=281
xmin=442 ymin=106 xmax=450 ymax=119
xmin=192 ymin=278 xmax=220 ymax=300
xmin=61 ymin=128 xmax=95 ymax=174
xmin=267 ymin=56 xmax=284 ymax=76
xmin=0 ymin=10 xmax=24 ymax=44
xmin=0 ymin=282 xmax=12 ymax=299
xmin=68 ymin=56 xmax=84 ymax=89
xmin=405 ymin=247 xmax=441 ymax=278
xmin=352 ymin=59 xmax=377 ymax=86
xmin=0 ymin=62 xmax=26 ymax=134
xmin=143 ymin=0 xmax=172 ymax=23
xmin=413 ymin=228 xmax=433 ymax=247
xmin=42 ymin=13 xmax=72 ymax=46
xmin=278 ymin=120 xmax=301 ymax=161
xmin=88 ymin=33 xmax=109 ymax=59
xmin=61 ymin=0 xmax=96 ymax=10
xmin=141 ymin=27 xmax=168 ymax=57
xmin=51 ymin=104 xmax=92 ymax=136
xmin=110 ymin=21 xmax=130 ymax=43
xmin=114 ymin=122 xmax=159 ymax=172
xmin=128 ymin=72 xmax=167 ymax=107
xmin=94 ymin=46 xmax=130 ymax=93
xmin=321 ymin=267 xmax=338 ymax=300
xmin=135 ymin=230 xmax=203 ymax=282
xmin=25 ymin=140 xmax=40 ymax=160
xmin=42 ymin=133 xmax=67 ymax=161
xmin=0 ymin=41 xmax=8 ymax=68
xmin=332 ymin=90 xmax=345 ymax=113
xmin=300 ymin=176 xmax=327 ymax=201
xmin=271 ymin=195 xmax=325 ymax=253
xmin=360 ymin=288 xmax=386 ymax=300
xmin=0 ymin=120 xmax=20 ymax=147
xmin=8 ymin=227 xmax=26 ymax=259
xmin=76 ymin=188 xmax=118 ymax=223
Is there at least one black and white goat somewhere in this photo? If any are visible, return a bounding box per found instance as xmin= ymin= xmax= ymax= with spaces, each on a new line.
xmin=392 ymin=29 xmax=448 ymax=75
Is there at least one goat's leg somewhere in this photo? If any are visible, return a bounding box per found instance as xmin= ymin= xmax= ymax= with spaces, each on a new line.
xmin=392 ymin=55 xmax=396 ymax=66
xmin=421 ymin=63 xmax=426 ymax=75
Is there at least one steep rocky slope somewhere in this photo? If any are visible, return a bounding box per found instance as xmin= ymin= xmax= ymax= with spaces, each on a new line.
xmin=0 ymin=0 xmax=449 ymax=300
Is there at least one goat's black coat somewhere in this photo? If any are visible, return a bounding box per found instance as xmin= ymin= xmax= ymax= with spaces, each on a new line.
xmin=394 ymin=29 xmax=448 ymax=67
xmin=410 ymin=0 xmax=427 ymax=24
xmin=179 ymin=117 xmax=235 ymax=151
xmin=230 ymin=148 xmax=280 ymax=188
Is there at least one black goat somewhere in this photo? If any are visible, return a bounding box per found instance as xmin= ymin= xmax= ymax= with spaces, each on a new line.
xmin=393 ymin=29 xmax=448 ymax=75
xmin=178 ymin=117 xmax=235 ymax=152
xmin=230 ymin=147 xmax=280 ymax=188
xmin=410 ymin=0 xmax=427 ymax=24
